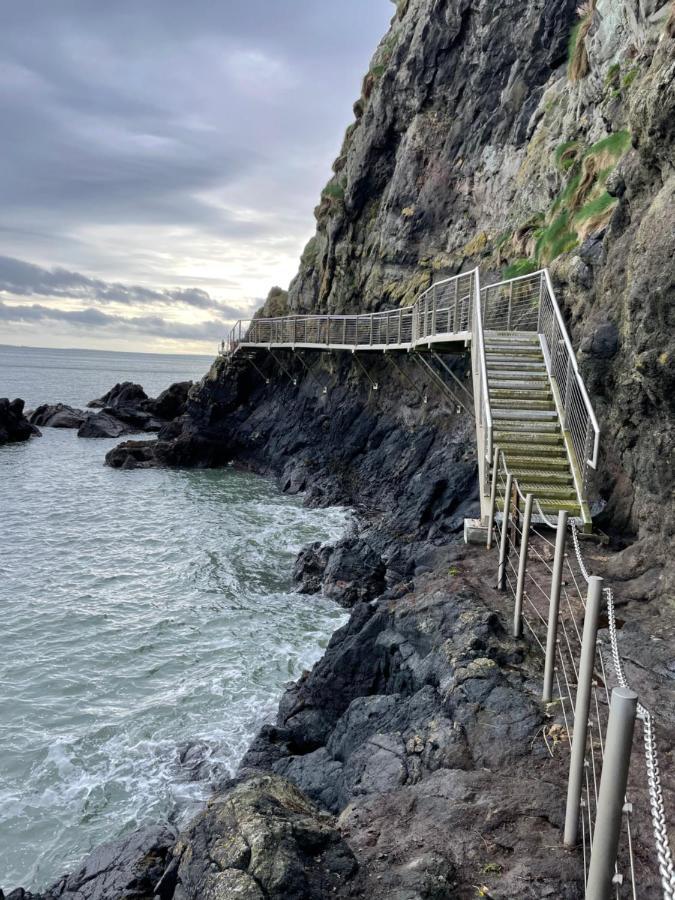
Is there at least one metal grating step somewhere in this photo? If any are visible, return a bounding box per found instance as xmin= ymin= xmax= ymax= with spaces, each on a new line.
xmin=494 ymin=433 xmax=565 ymax=447
xmin=492 ymin=408 xmax=558 ymax=419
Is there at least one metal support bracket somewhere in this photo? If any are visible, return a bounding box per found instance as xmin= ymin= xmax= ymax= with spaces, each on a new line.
xmin=291 ymin=350 xmax=326 ymax=393
xmin=383 ymin=351 xmax=427 ymax=404
xmin=243 ymin=354 xmax=270 ymax=384
xmin=429 ymin=350 xmax=474 ymax=408
xmin=351 ymin=351 xmax=379 ymax=391
xmin=270 ymin=350 xmax=297 ymax=386
xmin=412 ymin=351 xmax=472 ymax=415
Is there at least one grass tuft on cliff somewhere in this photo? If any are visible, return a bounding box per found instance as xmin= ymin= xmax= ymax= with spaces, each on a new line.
xmin=502 ymin=259 xmax=539 ymax=279
xmin=568 ymin=0 xmax=597 ymax=81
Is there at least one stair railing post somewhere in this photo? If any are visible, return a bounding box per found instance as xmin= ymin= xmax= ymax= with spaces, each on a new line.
xmin=431 ymin=284 xmax=437 ymax=336
xmin=585 ymin=687 xmax=638 ymax=900
xmin=398 ymin=308 xmax=402 ymax=344
xmin=453 ymin=278 xmax=460 ymax=332
xmin=497 ymin=471 xmax=512 ymax=591
xmin=327 ymin=315 xmax=331 ymax=347
xmin=507 ymin=282 xmax=513 ymax=331
xmin=513 ymin=492 xmax=533 ymax=637
xmin=543 ymin=510 xmax=568 ymax=702
xmin=486 ymin=447 xmax=499 ymax=548
xmin=564 ymin=575 xmax=603 ymax=847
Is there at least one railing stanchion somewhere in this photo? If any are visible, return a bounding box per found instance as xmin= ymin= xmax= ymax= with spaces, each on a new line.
xmin=543 ymin=510 xmax=568 ymax=702
xmin=585 ymin=687 xmax=638 ymax=900
xmin=513 ymin=492 xmax=533 ymax=637
xmin=486 ymin=447 xmax=499 ymax=548
xmin=497 ymin=471 xmax=512 ymax=591
xmin=564 ymin=575 xmax=603 ymax=847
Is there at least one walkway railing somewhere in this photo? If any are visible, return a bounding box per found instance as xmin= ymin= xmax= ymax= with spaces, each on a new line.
xmin=227 ymin=269 xmax=477 ymax=354
xmin=479 ymin=270 xmax=600 ymax=487
xmin=487 ymin=450 xmax=675 ymax=899
xmin=470 ymin=268 xmax=493 ymax=509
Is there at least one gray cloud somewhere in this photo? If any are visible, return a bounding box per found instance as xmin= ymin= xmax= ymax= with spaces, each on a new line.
xmin=0 ymin=0 xmax=392 ymax=324
xmin=0 ymin=300 xmax=235 ymax=342
xmin=0 ymin=255 xmax=245 ymax=316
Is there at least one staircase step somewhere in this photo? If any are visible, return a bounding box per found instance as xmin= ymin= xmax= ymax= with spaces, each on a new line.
xmin=485 ymin=331 xmax=539 ymax=340
xmin=489 ymin=377 xmax=550 ymax=389
xmin=492 ymin=408 xmax=558 ymax=419
xmin=490 ymin=389 xmax=552 ymax=401
xmin=487 ymin=361 xmax=547 ymax=372
xmin=516 ymin=482 xmax=579 ymax=498
xmin=486 ymin=352 xmax=543 ymax=363
xmin=507 ymin=469 xmax=574 ymax=485
xmin=494 ymin=420 xmax=560 ymax=433
xmin=497 ymin=498 xmax=581 ymax=514
xmin=503 ymin=454 xmax=570 ymax=468
xmin=494 ymin=432 xmax=565 ymax=447
xmin=492 ymin=401 xmax=556 ymax=413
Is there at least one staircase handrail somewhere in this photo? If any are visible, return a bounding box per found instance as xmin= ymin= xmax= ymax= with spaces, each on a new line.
xmin=540 ymin=269 xmax=600 ymax=470
xmin=471 ymin=267 xmax=493 ymax=467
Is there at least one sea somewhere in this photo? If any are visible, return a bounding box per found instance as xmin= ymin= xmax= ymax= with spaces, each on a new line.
xmin=0 ymin=344 xmax=348 ymax=891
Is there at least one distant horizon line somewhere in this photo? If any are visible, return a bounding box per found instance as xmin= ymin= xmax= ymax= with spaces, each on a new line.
xmin=0 ymin=342 xmax=215 ymax=359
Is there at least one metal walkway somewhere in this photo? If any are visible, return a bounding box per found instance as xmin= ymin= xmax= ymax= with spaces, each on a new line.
xmin=226 ymin=267 xmax=599 ymax=527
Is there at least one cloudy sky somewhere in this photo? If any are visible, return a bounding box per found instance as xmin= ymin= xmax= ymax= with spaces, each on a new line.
xmin=0 ymin=1 xmax=392 ymax=355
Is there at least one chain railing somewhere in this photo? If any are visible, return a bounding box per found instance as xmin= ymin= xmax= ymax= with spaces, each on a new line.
xmin=487 ymin=449 xmax=674 ymax=899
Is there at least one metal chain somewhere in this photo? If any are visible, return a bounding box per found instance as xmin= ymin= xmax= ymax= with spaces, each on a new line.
xmin=571 ymin=522 xmax=591 ymax=584
xmin=572 ymin=523 xmax=675 ymax=898
xmin=641 ymin=710 xmax=675 ymax=899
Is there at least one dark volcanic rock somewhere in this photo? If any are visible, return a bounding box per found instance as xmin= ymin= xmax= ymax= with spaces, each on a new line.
xmin=77 ymin=412 xmax=137 ymax=439
xmin=88 ymin=382 xmax=148 ymax=410
xmin=171 ymin=774 xmax=357 ymax=900
xmin=29 ymin=404 xmax=87 ymax=429
xmin=149 ymin=382 xmax=192 ymax=420
xmin=0 ymin=398 xmax=39 ymax=444
xmin=0 ymin=826 xmax=176 ymax=900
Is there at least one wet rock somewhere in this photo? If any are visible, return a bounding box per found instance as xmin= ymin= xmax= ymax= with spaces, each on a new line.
xmin=0 ymin=398 xmax=39 ymax=445
xmin=293 ymin=541 xmax=332 ymax=594
xmin=149 ymin=382 xmax=192 ymax=420
xmin=322 ymin=537 xmax=386 ymax=607
xmin=29 ymin=404 xmax=87 ymax=429
xmin=88 ymin=382 xmax=148 ymax=409
xmin=10 ymin=825 xmax=177 ymax=900
xmin=76 ymin=411 xmax=137 ymax=439
xmin=171 ymin=774 xmax=357 ymax=900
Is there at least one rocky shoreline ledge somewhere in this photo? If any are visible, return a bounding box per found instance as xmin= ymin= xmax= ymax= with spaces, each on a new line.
xmin=4 ymin=346 xmax=671 ymax=900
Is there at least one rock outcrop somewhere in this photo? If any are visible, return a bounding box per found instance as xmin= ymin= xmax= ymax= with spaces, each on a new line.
xmin=28 ymin=381 xmax=193 ymax=439
xmin=1 ymin=826 xmax=175 ymax=900
xmin=29 ymin=404 xmax=87 ymax=429
xmin=0 ymin=398 xmax=39 ymax=445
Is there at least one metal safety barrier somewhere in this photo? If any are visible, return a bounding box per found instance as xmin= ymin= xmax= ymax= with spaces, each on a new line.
xmin=487 ymin=450 xmax=675 ymax=899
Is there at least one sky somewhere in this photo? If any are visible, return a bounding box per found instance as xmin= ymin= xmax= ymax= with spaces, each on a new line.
xmin=0 ymin=0 xmax=393 ymax=355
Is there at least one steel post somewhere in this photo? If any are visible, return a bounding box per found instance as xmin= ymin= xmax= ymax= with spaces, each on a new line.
xmin=543 ymin=510 xmax=568 ymax=702
xmin=564 ymin=575 xmax=603 ymax=846
xmin=486 ymin=447 xmax=499 ymax=549
xmin=497 ymin=472 xmax=512 ymax=591
xmin=513 ymin=493 xmax=533 ymax=637
xmin=586 ymin=687 xmax=638 ymax=900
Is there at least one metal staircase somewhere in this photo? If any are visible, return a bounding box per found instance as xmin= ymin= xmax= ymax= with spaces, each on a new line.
xmin=224 ymin=267 xmax=598 ymax=529
xmin=485 ymin=332 xmax=586 ymax=520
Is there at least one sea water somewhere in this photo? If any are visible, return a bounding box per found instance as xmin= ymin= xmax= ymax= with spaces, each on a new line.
xmin=0 ymin=345 xmax=348 ymax=890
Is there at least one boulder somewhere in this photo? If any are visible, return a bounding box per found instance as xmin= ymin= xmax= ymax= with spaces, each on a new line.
xmin=77 ymin=412 xmax=137 ymax=439
xmin=1 ymin=826 xmax=176 ymax=900
xmin=0 ymin=398 xmax=39 ymax=444
xmin=87 ymin=382 xmax=148 ymax=409
xmin=171 ymin=774 xmax=357 ymax=900
xmin=148 ymin=381 xmax=192 ymax=420
xmin=29 ymin=404 xmax=87 ymax=429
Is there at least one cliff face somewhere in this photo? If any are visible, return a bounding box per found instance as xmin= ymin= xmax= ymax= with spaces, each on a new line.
xmin=270 ymin=0 xmax=674 ymax=556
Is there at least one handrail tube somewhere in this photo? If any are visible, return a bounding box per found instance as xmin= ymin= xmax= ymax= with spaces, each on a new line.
xmin=542 ymin=270 xmax=600 ymax=469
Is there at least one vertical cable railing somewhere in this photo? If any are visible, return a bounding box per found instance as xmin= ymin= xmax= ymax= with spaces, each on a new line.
xmin=487 ymin=451 xmax=675 ymax=899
